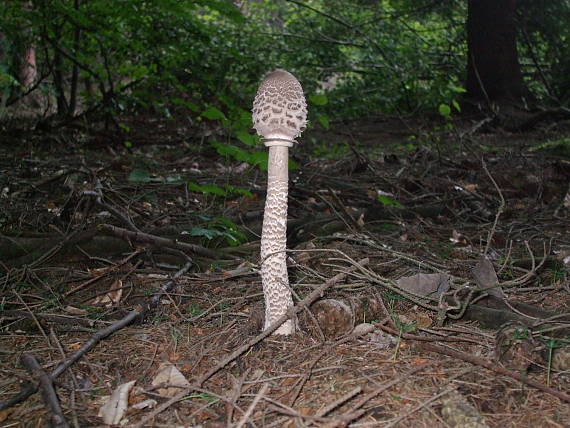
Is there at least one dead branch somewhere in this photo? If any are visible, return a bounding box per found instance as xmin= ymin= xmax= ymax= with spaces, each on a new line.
xmin=99 ymin=223 xmax=239 ymax=260
xmin=21 ymin=353 xmax=70 ymax=428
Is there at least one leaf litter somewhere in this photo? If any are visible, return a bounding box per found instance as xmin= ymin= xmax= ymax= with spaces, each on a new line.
xmin=0 ymin=115 xmax=569 ymax=427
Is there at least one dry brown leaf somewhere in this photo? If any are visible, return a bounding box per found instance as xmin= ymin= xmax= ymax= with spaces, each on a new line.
xmin=0 ymin=409 xmax=12 ymax=423
xmin=92 ymin=279 xmax=123 ymax=307
xmin=152 ymin=362 xmax=190 ymax=397
xmin=63 ymin=306 xmax=87 ymax=315
xmin=396 ymin=273 xmax=450 ymax=297
xmin=98 ymin=380 xmax=136 ymax=425
xmin=407 ymin=311 xmax=433 ymax=329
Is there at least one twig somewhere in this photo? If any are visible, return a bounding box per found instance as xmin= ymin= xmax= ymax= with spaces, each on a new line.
xmin=85 ymin=181 xmax=141 ymax=232
xmin=375 ymin=323 xmax=483 ymax=344
xmin=10 ymin=170 xmax=69 ymax=199
xmin=481 ymin=159 xmax=504 ymax=257
xmin=235 ymin=383 xmax=269 ymax=428
xmin=316 ymin=386 xmax=362 ymax=418
xmin=284 ymin=350 xmax=325 ymax=407
xmin=13 ymin=290 xmax=49 ymax=341
xmin=418 ymin=342 xmax=570 ymax=403
xmin=226 ymin=369 xmax=251 ymax=425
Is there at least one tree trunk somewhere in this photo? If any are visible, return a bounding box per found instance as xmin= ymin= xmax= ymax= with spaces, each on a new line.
xmin=466 ymin=0 xmax=530 ymax=104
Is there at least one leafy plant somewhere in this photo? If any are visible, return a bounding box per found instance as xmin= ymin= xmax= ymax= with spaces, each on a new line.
xmin=189 ymin=216 xmax=246 ymax=247
xmin=438 ymin=84 xmax=466 ymax=119
xmin=209 ymin=141 xmax=298 ymax=171
xmin=187 ymin=181 xmax=253 ymax=198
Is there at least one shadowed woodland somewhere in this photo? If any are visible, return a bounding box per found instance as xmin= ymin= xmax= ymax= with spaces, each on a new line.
xmin=1 ymin=0 xmax=570 ymax=427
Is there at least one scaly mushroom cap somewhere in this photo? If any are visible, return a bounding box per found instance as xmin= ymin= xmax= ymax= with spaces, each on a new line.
xmin=252 ymin=69 xmax=307 ymax=144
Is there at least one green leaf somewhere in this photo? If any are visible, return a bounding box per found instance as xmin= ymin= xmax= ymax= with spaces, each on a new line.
xmin=187 ymin=182 xmax=227 ymax=196
xmin=235 ymin=129 xmax=258 ymax=147
xmin=210 ymin=142 xmax=297 ymax=172
xmin=449 ymin=84 xmax=467 ymax=93
xmin=128 ymin=169 xmax=151 ymax=183
xmin=452 ymin=100 xmax=461 ymax=112
xmin=189 ymin=227 xmax=217 ymax=241
xmin=309 ymin=94 xmax=328 ymax=106
xmin=201 ymin=107 xmax=225 ymax=120
xmin=317 ymin=115 xmax=330 ymax=129
xmin=211 ymin=141 xmax=250 ymax=162
xmin=224 ymin=185 xmax=253 ymax=197
xmin=198 ymin=0 xmax=245 ymax=23
xmin=212 ymin=217 xmax=246 ymax=245
xmin=0 ymin=71 xmax=18 ymax=88
xmin=172 ymin=97 xmax=200 ymax=112
xmin=247 ymin=151 xmax=269 ymax=171
xmin=438 ymin=103 xmax=451 ymax=117
xmin=377 ymin=194 xmax=401 ymax=206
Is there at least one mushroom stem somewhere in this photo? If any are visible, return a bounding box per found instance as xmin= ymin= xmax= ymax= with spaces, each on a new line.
xmin=252 ymin=69 xmax=307 ymax=336
xmin=260 ymin=145 xmax=294 ymax=335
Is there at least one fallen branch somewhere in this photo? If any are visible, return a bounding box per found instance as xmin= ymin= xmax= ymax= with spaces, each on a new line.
xmin=21 ymin=353 xmax=70 ymax=428
xmin=99 ymin=223 xmax=238 ymax=260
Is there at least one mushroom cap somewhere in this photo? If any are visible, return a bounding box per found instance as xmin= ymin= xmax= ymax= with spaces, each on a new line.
xmin=252 ymin=69 xmax=307 ymax=142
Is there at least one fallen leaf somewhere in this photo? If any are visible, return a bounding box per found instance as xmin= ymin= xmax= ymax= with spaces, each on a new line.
xmin=68 ymin=342 xmax=82 ymax=351
xmin=407 ymin=311 xmax=433 ymax=329
xmin=132 ymin=399 xmax=157 ymax=410
xmin=396 ymin=273 xmax=450 ymax=297
xmin=472 ymin=257 xmax=505 ymax=299
xmin=64 ymin=306 xmax=87 ymax=315
xmin=98 ymin=380 xmax=136 ymax=425
xmin=0 ymin=408 xmax=12 ymax=423
xmin=152 ymin=362 xmax=190 ymax=397
xmin=92 ymin=279 xmax=123 ymax=307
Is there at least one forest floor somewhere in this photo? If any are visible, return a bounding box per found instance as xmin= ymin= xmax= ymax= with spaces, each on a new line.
xmin=0 ymin=112 xmax=569 ymax=427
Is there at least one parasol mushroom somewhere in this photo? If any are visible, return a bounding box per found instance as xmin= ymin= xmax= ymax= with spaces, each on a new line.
xmin=252 ymin=69 xmax=307 ymax=335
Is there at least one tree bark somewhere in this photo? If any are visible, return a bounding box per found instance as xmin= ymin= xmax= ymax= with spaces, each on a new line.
xmin=466 ymin=0 xmax=530 ymax=104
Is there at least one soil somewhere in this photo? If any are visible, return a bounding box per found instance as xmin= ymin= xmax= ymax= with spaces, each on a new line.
xmin=0 ymin=112 xmax=569 ymax=427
